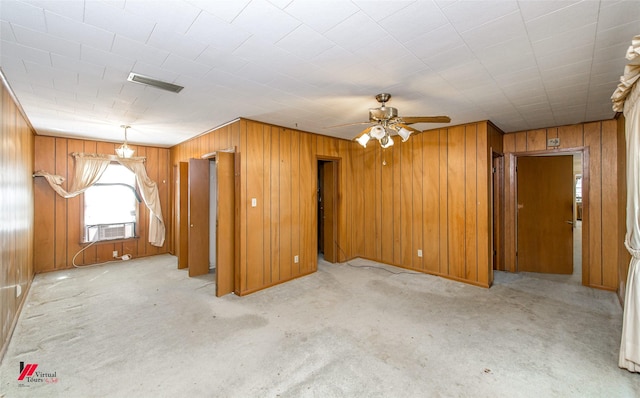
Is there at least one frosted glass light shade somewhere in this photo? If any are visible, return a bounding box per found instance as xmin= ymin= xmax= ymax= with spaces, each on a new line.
xmin=370 ymin=125 xmax=385 ymax=139
xmin=356 ymin=133 xmax=371 ymax=148
xmin=397 ymin=127 xmax=411 ymax=142
xmin=116 ymin=144 xmax=135 ymax=158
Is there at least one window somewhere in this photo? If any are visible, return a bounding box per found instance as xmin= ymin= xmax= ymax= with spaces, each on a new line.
xmin=84 ymin=163 xmax=139 ymax=242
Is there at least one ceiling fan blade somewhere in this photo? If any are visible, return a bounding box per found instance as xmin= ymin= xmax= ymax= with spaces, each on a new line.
xmin=401 ymin=116 xmax=451 ymax=124
xmin=325 ymin=121 xmax=373 ymax=128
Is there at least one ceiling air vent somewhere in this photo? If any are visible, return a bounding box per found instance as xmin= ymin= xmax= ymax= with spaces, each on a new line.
xmin=127 ymin=73 xmax=184 ymax=93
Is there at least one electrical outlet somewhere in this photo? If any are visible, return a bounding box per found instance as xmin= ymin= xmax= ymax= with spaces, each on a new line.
xmin=113 ymin=250 xmax=118 ymax=258
xmin=294 ymin=255 xmax=299 ymax=263
xmin=417 ymin=249 xmax=423 ymax=258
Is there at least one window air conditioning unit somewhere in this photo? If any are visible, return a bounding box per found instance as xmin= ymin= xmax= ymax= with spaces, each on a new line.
xmin=98 ymin=224 xmax=127 ymax=240
xmin=85 ymin=223 xmax=135 ymax=242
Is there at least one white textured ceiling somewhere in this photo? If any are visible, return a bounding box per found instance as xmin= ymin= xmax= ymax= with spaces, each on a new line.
xmin=1 ymin=0 xmax=638 ymax=147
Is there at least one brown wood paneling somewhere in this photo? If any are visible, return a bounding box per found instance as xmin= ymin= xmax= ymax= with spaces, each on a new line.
xmin=600 ymin=120 xmax=618 ymax=289
xmin=351 ymin=145 xmax=365 ymax=256
xmin=266 ymin=126 xmax=275 ymax=283
xmin=423 ymin=130 xmax=440 ymax=273
xmin=515 ymin=131 xmax=527 ymax=152
xmin=558 ymin=124 xmax=584 ymax=149
xmin=439 ymin=128 xmax=449 ymax=275
xmin=400 ymin=139 xmax=413 ymax=268
xmin=448 ymin=126 xmax=466 ymax=279
xmin=363 ymin=145 xmax=376 ymax=259
xmin=412 ymin=134 xmax=424 ymax=270
xmin=527 ymin=129 xmax=547 ymax=151
xmin=279 ymin=128 xmax=292 ymax=279
xmin=299 ymin=131 xmax=316 ymax=275
xmin=239 ymin=120 xmax=248 ymax=292
xmin=476 ymin=123 xmax=491 ymax=286
xmin=503 ymin=133 xmax=516 ymax=153
xmin=584 ymin=124 xmax=603 ymax=286
xmin=245 ymin=121 xmax=266 ymax=291
xmin=381 ymin=145 xmax=394 ymax=264
xmin=503 ymin=154 xmax=517 ymax=272
xmin=34 ymin=136 xmax=56 ymax=272
xmin=54 ymin=138 xmax=68 ymax=269
xmin=1 ymin=76 xmax=35 ymax=358
xmin=392 ymin=144 xmax=402 ymax=265
xmin=465 ymin=125 xmax=478 ymax=281
xmin=291 ymin=129 xmax=301 ymax=275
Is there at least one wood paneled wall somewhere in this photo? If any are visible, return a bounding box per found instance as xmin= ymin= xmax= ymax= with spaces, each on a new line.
xmin=503 ymin=120 xmax=628 ymax=291
xmin=169 ymin=120 xmax=241 ymax=263
xmin=1 ymin=74 xmax=35 ymax=359
xmin=170 ymin=119 xmax=356 ymax=295
xmin=33 ymin=136 xmax=171 ymax=272
xmin=351 ymin=121 xmax=498 ymax=287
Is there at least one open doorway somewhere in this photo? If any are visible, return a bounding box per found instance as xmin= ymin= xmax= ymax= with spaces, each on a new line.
xmin=515 ymin=151 xmax=584 ymax=282
xmin=185 ymin=153 xmax=236 ymax=296
xmin=318 ymin=159 xmax=338 ymax=263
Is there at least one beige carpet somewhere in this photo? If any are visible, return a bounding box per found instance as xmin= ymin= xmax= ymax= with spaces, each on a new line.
xmin=1 ymin=254 xmax=638 ymax=397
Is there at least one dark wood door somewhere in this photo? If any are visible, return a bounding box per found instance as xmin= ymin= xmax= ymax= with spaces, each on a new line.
xmin=321 ymin=161 xmax=337 ymax=263
xmin=517 ymin=155 xmax=574 ymax=274
xmin=177 ymin=162 xmax=189 ymax=269
xmin=188 ymin=158 xmax=209 ymax=277
xmin=215 ymin=152 xmax=235 ymax=296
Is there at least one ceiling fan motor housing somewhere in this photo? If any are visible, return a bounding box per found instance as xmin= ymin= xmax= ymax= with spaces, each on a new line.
xmin=369 ymin=106 xmax=398 ymax=122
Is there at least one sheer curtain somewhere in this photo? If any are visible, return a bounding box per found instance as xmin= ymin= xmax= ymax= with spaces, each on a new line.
xmin=34 ymin=152 xmax=165 ymax=247
xmin=612 ymin=35 xmax=640 ymax=373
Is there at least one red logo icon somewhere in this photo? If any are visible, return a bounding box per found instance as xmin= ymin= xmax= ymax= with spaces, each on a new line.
xmin=18 ymin=362 xmax=38 ymax=381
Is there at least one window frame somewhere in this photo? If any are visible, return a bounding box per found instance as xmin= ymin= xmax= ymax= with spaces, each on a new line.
xmin=81 ymin=162 xmax=141 ymax=244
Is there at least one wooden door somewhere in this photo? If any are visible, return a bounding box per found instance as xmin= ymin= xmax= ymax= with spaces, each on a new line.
xmin=177 ymin=162 xmax=189 ymax=269
xmin=188 ymin=158 xmax=209 ymax=277
xmin=493 ymin=155 xmax=503 ymax=271
xmin=321 ymin=161 xmax=337 ymax=263
xmin=215 ymin=152 xmax=235 ymax=296
xmin=517 ymin=155 xmax=574 ymax=274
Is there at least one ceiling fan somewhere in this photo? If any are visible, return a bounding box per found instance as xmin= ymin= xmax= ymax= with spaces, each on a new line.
xmin=335 ymin=93 xmax=451 ymax=148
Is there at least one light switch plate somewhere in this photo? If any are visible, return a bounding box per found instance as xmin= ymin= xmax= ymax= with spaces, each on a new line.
xmin=251 ymin=198 xmax=257 ymax=207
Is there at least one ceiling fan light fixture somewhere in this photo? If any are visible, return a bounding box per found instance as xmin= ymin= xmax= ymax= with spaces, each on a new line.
xmin=397 ymin=126 xmax=412 ymax=142
xmin=380 ymin=134 xmax=394 ymax=149
xmin=370 ymin=125 xmax=385 ymax=139
xmin=356 ymin=133 xmax=371 ymax=148
xmin=116 ymin=125 xmax=135 ymax=158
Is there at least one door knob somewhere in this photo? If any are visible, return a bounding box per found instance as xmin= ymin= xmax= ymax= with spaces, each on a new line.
xmin=190 ymin=224 xmax=194 ymax=227
xmin=565 ymin=220 xmax=574 ymax=225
